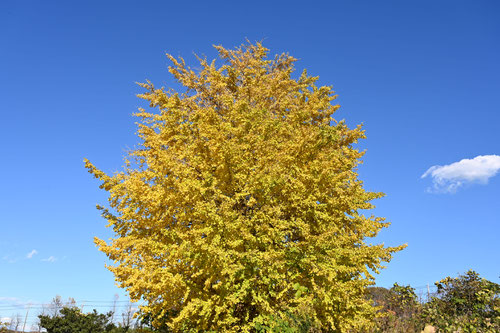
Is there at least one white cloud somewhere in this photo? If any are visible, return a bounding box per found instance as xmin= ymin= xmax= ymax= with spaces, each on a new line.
xmin=26 ymin=249 xmax=38 ymax=259
xmin=41 ymin=256 xmax=57 ymax=263
xmin=422 ymin=155 xmax=500 ymax=193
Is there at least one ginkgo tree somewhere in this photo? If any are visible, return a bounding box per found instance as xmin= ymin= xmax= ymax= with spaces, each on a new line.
xmin=85 ymin=42 xmax=405 ymax=332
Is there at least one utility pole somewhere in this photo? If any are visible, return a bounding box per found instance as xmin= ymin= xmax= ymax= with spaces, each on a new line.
xmin=22 ymin=304 xmax=31 ymax=332
xmin=111 ymin=294 xmax=119 ymax=324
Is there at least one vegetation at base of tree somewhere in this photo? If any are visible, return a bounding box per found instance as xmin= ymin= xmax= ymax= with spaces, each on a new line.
xmin=366 ymin=270 xmax=500 ymax=333
xmin=0 ymin=270 xmax=496 ymax=332
xmin=367 ymin=283 xmax=424 ymax=332
xmin=422 ymin=270 xmax=500 ymax=332
xmin=85 ymin=41 xmax=405 ymax=331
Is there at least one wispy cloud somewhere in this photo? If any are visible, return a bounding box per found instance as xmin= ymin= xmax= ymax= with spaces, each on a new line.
xmin=0 ymin=296 xmax=35 ymax=309
xmin=422 ymin=155 xmax=500 ymax=193
xmin=2 ymin=255 xmax=18 ymax=264
xmin=26 ymin=249 xmax=38 ymax=259
xmin=41 ymin=256 xmax=57 ymax=263
xmin=0 ymin=297 xmax=24 ymax=303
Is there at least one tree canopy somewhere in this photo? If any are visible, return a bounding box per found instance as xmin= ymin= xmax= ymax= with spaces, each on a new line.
xmin=39 ymin=307 xmax=115 ymax=333
xmin=86 ymin=42 xmax=405 ymax=332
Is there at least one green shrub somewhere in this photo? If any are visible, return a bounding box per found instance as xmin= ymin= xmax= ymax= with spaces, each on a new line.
xmin=422 ymin=270 xmax=500 ymax=332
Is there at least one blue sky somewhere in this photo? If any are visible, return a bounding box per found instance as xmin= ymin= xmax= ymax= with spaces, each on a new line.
xmin=1 ymin=0 xmax=499 ymax=325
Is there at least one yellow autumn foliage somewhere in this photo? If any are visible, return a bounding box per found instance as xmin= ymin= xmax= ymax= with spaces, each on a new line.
xmin=85 ymin=42 xmax=405 ymax=332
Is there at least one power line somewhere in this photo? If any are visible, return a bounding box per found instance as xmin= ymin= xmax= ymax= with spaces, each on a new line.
xmin=0 ymin=301 xmax=142 ymax=312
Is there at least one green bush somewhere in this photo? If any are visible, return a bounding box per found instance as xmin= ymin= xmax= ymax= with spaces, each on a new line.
xmin=39 ymin=307 xmax=116 ymax=333
xmin=422 ymin=270 xmax=500 ymax=332
xmin=366 ymin=283 xmax=425 ymax=332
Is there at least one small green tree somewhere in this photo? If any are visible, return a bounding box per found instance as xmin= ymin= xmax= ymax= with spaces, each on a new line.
xmin=39 ymin=307 xmax=117 ymax=333
xmin=423 ymin=270 xmax=500 ymax=332
xmin=388 ymin=283 xmax=420 ymax=319
xmin=366 ymin=284 xmax=423 ymax=332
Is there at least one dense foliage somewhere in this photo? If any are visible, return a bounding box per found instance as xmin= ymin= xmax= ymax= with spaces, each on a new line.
xmin=367 ymin=284 xmax=423 ymax=332
xmin=37 ymin=306 xmax=156 ymax=333
xmin=422 ymin=270 xmax=500 ymax=332
xmin=367 ymin=270 xmax=500 ymax=333
xmin=86 ymin=41 xmax=404 ymax=331
xmin=39 ymin=307 xmax=116 ymax=333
